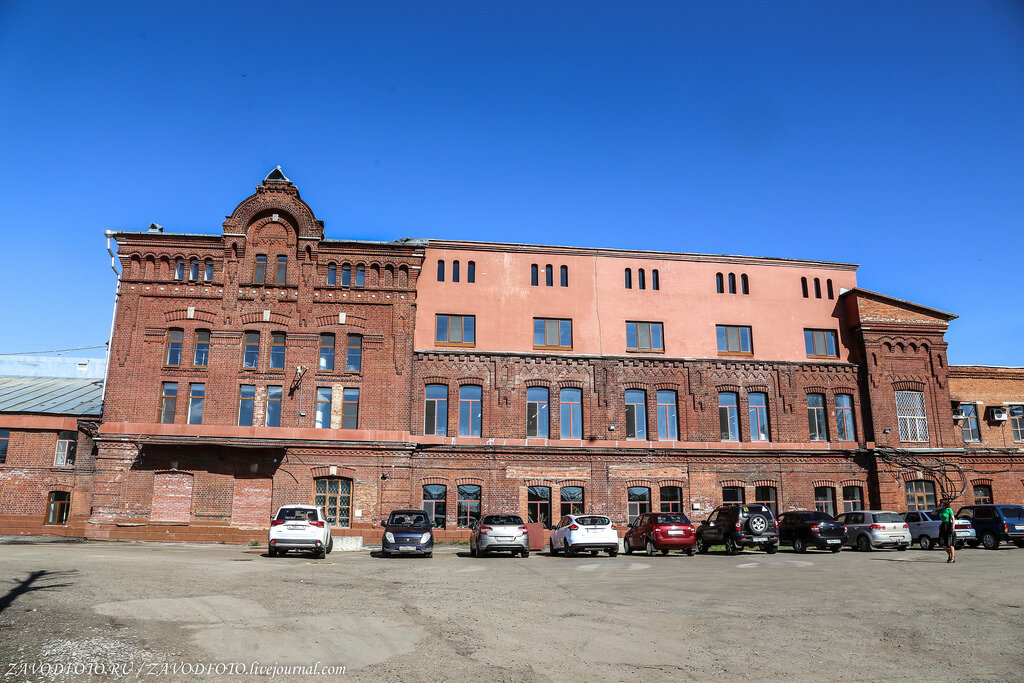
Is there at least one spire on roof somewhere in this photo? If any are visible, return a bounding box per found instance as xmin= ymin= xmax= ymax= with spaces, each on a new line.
xmin=264 ymin=166 xmax=291 ymax=183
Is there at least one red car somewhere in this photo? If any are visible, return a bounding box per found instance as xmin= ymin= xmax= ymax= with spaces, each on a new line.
xmin=623 ymin=512 xmax=696 ymax=555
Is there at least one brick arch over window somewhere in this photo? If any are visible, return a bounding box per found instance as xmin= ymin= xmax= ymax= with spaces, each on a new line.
xmin=455 ymin=477 xmax=485 ymax=487
xmin=315 ymin=314 xmax=367 ymax=328
xmin=746 ymin=385 xmax=771 ymax=395
xmin=657 ymin=479 xmax=687 ymax=489
xmin=803 ymin=386 xmax=830 ymax=395
xmin=310 ymin=466 xmax=357 ymax=480
xmin=164 ymin=308 xmax=218 ymax=324
xmin=558 ymin=479 xmax=589 ymax=488
xmin=652 ymin=382 xmax=682 ymax=391
xmin=970 ymin=477 xmax=994 ymax=486
xmin=46 ymin=484 xmax=73 ymax=494
xmin=240 ymin=311 xmax=293 ymax=326
xmin=719 ymin=479 xmax=746 ymax=488
xmin=557 ymin=380 xmax=586 ymax=390
xmin=811 ymin=479 xmax=837 ymax=488
xmin=752 ymin=479 xmax=778 ymax=488
xmin=840 ymin=478 xmax=867 ymax=488
xmin=421 ymin=376 xmax=451 ymax=386
xmin=715 ymin=384 xmax=742 ymax=394
xmin=522 ymin=379 xmax=553 ymax=388
xmin=524 ymin=479 xmax=555 ymax=488
xmin=623 ymin=479 xmax=653 ymax=488
xmin=455 ymin=377 xmax=487 ymax=386
xmin=223 ymin=177 xmax=324 ymax=241
xmin=892 ymin=380 xmax=925 ymax=392
xmin=419 ymin=476 xmax=449 ymax=487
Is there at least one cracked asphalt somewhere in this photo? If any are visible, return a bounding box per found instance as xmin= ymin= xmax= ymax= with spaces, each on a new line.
xmin=1 ymin=540 xmax=1022 ymax=681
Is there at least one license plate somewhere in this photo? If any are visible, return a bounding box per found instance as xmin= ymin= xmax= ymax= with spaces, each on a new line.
xmin=494 ymin=536 xmax=512 ymax=541
xmin=1016 ymin=525 xmax=1024 ymax=531
xmin=751 ymin=536 xmax=768 ymax=542
xmin=956 ymin=531 xmax=970 ymax=537
xmin=889 ymin=536 xmax=903 ymax=541
xmin=398 ymin=546 xmax=416 ymax=551
xmin=668 ymin=530 xmax=687 ymax=536
xmin=287 ymin=525 xmax=304 ymax=530
xmin=826 ymin=539 xmax=840 ymax=544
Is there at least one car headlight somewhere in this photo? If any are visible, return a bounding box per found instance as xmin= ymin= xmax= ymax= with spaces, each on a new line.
xmin=420 ymin=532 xmax=431 ymax=544
xmin=384 ymin=532 xmax=394 ymax=543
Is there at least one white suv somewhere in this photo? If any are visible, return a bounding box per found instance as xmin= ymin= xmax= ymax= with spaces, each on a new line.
xmin=549 ymin=514 xmax=619 ymax=557
xmin=269 ymin=505 xmax=333 ymax=558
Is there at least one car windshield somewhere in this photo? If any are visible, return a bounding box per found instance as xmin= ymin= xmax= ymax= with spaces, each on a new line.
xmin=999 ymin=507 xmax=1024 ymax=520
xmin=873 ymin=512 xmax=903 ymax=523
xmin=654 ymin=514 xmax=690 ymax=525
xmin=802 ymin=512 xmax=834 ymax=522
xmin=483 ymin=515 xmax=524 ymax=526
xmin=388 ymin=512 xmax=430 ymax=527
xmin=575 ymin=516 xmax=610 ymax=526
xmin=277 ymin=508 xmax=316 ymax=521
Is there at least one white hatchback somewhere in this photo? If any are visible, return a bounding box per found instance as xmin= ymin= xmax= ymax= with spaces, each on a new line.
xmin=549 ymin=514 xmax=619 ymax=557
xmin=269 ymin=505 xmax=333 ymax=558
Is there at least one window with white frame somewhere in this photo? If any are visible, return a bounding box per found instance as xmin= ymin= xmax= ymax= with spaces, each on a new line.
xmin=896 ymin=390 xmax=929 ymax=442
xmin=53 ymin=431 xmax=77 ymax=467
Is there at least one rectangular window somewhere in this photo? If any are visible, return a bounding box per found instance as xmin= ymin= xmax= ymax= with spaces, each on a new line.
xmin=804 ymin=329 xmax=839 ymax=357
xmin=526 ymin=387 xmax=549 ymax=438
xmin=345 ymin=334 xmax=362 ymax=372
xmin=626 ymin=321 xmax=664 ymax=351
xmin=269 ymin=332 xmax=286 ymax=370
xmin=835 ymin=394 xmax=855 ymax=441
xmin=238 ymin=384 xmax=255 ymax=426
xmin=973 ymin=484 xmax=993 ymax=505
xmin=807 ymin=393 xmax=827 ymax=441
xmin=659 ymin=485 xmax=682 ymax=512
xmin=355 ymin=265 xmax=365 ymax=286
xmin=842 ymin=485 xmax=864 ymax=512
xmin=342 ymin=263 xmax=352 ymax=286
xmin=656 ymin=390 xmax=678 ymax=440
xmin=253 ymin=255 xmax=266 ymax=284
xmin=754 ymin=486 xmax=777 ymax=515
xmin=187 ymin=383 xmax=205 ymax=425
xmin=458 ymin=385 xmax=482 ymax=436
xmin=165 ymin=329 xmax=183 ymax=366
xmin=905 ymin=480 xmax=936 ymax=512
xmin=342 ymin=388 xmax=359 ymax=429
xmin=1012 ymin=405 xmax=1024 ymax=442
xmin=468 ymin=261 xmax=476 ymax=283
xmin=527 ymin=486 xmax=551 ymax=527
xmin=314 ymin=478 xmax=351 ymax=527
xmin=534 ymin=318 xmax=572 ymax=349
xmin=896 ymin=390 xmax=929 ymax=442
xmin=424 ymin=385 xmax=448 ymax=436
xmin=266 ymin=386 xmax=282 ymax=427
xmin=815 ymin=486 xmax=836 ymax=516
xmin=722 ymin=486 xmax=745 ymax=506
xmin=457 ymin=484 xmax=481 ymax=528
xmin=46 ymin=491 xmax=71 ymax=524
xmin=53 ymin=431 xmax=77 ymax=467
xmin=625 ymin=389 xmax=647 ymax=440
xmin=748 ymin=392 xmax=769 ymax=441
xmin=242 ymin=332 xmax=259 ymax=368
xmin=719 ymin=391 xmax=739 ymax=441
xmin=160 ymin=382 xmax=177 ymax=423
xmin=627 ymin=486 xmax=651 ymax=523
xmin=560 ymin=486 xmax=584 ymax=516
xmin=716 ymin=325 xmax=752 ymax=354
xmin=960 ymin=403 xmax=981 ymax=442
xmin=315 ymin=387 xmax=332 ymax=428
xmin=560 ymin=388 xmax=582 ymax=438
xmin=319 ymin=333 xmax=335 ymax=371
xmin=435 ymin=315 xmax=476 ymax=346
xmin=0 ymin=428 xmax=8 ymax=464
xmin=423 ymin=484 xmax=447 ymax=528
xmin=193 ymin=330 xmax=210 ymax=367
xmin=275 ymin=255 xmax=287 ymax=284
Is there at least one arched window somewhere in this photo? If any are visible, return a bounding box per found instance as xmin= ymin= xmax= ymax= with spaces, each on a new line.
xmin=192 ymin=330 xmax=210 ymax=367
xmin=467 ymin=261 xmax=476 ymax=283
xmin=327 ymin=263 xmax=337 ymax=285
xmin=560 ymin=265 xmax=568 ymax=287
xmin=275 ymin=256 xmax=287 ymax=284
xmin=189 ymin=258 xmax=199 ymax=280
xmin=754 ymin=485 xmax=777 ymax=514
xmin=814 ymin=278 xmax=822 ymax=299
xmin=165 ymin=329 xmax=183 ymax=367
xmin=355 ymin=264 xmax=365 ymax=287
xmin=531 ymin=264 xmax=538 ymax=286
xmin=741 ymin=274 xmax=749 ymax=295
xmin=437 ymin=260 xmax=445 ymax=282
xmin=826 ymin=279 xmax=834 ymax=299
xmin=528 ymin=486 xmax=552 ymax=528
xmin=652 ymin=269 xmax=659 ymax=290
xmin=842 ymin=485 xmax=864 ymax=512
xmin=345 ymin=334 xmax=362 ymax=372
xmin=625 ymin=268 xmax=632 ymax=289
xmin=458 ymin=385 xmax=482 ymax=436
xmin=561 ymin=486 xmax=584 ymax=516
xmin=716 ymin=273 xmax=724 ymax=293
xmin=457 ymin=484 xmax=481 ymax=528
xmin=545 ymin=264 xmax=553 ymax=286
xmin=973 ymin=484 xmax=993 ymax=505
xmin=814 ymin=486 xmax=836 ymax=516
xmin=452 ymin=260 xmax=460 ymax=282
xmin=801 ymin=277 xmax=808 ymax=298
xmin=314 ymin=478 xmax=352 ymax=527
xmin=423 ymin=484 xmax=447 ymax=528
xmin=638 ymin=269 xmax=646 ymax=290
xmin=174 ymin=258 xmax=185 ymax=280
xmin=659 ymin=485 xmax=682 ymax=512
xmin=627 ymin=487 xmax=651 ymax=523
xmin=204 ymin=259 xmax=214 ymax=281
xmin=342 ymin=263 xmax=352 ymax=286
xmin=728 ymin=273 xmax=736 ymax=294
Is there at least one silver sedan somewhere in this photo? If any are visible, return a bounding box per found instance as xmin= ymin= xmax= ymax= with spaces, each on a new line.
xmin=469 ymin=513 xmax=530 ymax=557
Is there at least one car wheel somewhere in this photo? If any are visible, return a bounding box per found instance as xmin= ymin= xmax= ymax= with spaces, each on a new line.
xmin=765 ymin=544 xmax=778 ymax=555
xmin=564 ymin=540 xmax=575 ymax=557
xmin=326 ymin=537 xmax=334 ymax=554
xmin=607 ymin=548 xmax=618 ymax=557
xmin=725 ymin=536 xmax=740 ymax=555
xmin=646 ymin=540 xmax=657 ymax=557
xmin=268 ymin=547 xmax=278 ymax=557
xmin=1014 ymin=540 xmax=1024 ymax=549
xmin=549 ymin=539 xmax=559 ymax=556
xmin=317 ymin=547 xmax=327 ymax=560
xmin=470 ymin=542 xmax=477 ymax=558
xmin=830 ymin=546 xmax=841 ymax=553
xmin=590 ymin=550 xmax=599 ymax=556
xmin=381 ymin=550 xmax=390 ymax=558
xmin=919 ymin=535 xmax=933 ymax=551
xmin=793 ymin=537 xmax=806 ymax=554
xmin=857 ymin=535 xmax=872 ymax=552
xmin=685 ymin=548 xmax=695 ymax=557
xmin=896 ymin=545 xmax=907 ymax=551
xmin=746 ymin=514 xmax=769 ymax=535
xmin=624 ymin=539 xmax=633 ymax=555
xmin=521 ymin=550 xmax=530 ymax=558
xmin=696 ymin=534 xmax=709 ymax=554
xmin=981 ymin=531 xmax=999 ymax=550
xmin=661 ymin=548 xmax=669 ymax=556
xmin=423 ymin=552 xmax=432 ymax=558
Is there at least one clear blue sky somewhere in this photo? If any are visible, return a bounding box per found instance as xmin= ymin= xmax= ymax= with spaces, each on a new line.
xmin=1 ymin=2 xmax=1022 ymax=365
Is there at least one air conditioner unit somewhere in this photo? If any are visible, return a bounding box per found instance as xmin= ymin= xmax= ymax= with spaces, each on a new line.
xmin=989 ymin=407 xmax=1009 ymax=422
xmin=951 ymin=409 xmax=967 ymax=421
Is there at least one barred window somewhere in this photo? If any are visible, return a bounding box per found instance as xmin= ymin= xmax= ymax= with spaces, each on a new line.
xmin=896 ymin=390 xmax=929 ymax=442
xmin=1012 ymin=405 xmax=1024 ymax=442
xmin=314 ymin=478 xmax=351 ymax=527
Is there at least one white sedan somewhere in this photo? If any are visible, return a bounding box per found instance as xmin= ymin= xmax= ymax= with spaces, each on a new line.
xmin=549 ymin=514 xmax=619 ymax=557
xmin=268 ymin=505 xmax=333 ymax=558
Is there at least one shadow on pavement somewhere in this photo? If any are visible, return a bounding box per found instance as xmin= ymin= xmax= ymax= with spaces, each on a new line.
xmin=0 ymin=570 xmax=76 ymax=614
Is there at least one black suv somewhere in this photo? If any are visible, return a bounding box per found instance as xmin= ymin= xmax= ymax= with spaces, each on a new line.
xmin=695 ymin=504 xmax=779 ymax=555
xmin=777 ymin=510 xmax=848 ymax=553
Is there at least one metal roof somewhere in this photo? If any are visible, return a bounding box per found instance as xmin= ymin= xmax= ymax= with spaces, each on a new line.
xmin=0 ymin=376 xmax=103 ymax=416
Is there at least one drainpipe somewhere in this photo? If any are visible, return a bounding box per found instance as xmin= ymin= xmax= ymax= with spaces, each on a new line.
xmin=101 ymin=231 xmax=121 ymax=409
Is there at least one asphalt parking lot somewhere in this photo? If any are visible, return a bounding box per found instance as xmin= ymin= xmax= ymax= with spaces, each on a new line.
xmin=1 ymin=540 xmax=1022 ymax=682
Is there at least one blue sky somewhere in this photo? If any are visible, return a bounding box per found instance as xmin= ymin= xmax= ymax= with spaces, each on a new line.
xmin=1 ymin=2 xmax=1022 ymax=365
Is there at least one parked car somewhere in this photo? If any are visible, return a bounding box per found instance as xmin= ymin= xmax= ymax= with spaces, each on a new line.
xmin=695 ymin=504 xmax=779 ymax=555
xmin=901 ymin=510 xmax=973 ymax=550
xmin=777 ymin=510 xmax=847 ymax=553
xmin=469 ymin=513 xmax=530 ymax=557
xmin=381 ymin=509 xmax=434 ymax=557
xmin=957 ymin=504 xmax=1024 ymax=550
xmin=834 ymin=510 xmax=910 ymax=551
xmin=268 ymin=504 xmax=333 ymax=558
xmin=549 ymin=514 xmax=619 ymax=557
xmin=623 ymin=512 xmax=696 ymax=556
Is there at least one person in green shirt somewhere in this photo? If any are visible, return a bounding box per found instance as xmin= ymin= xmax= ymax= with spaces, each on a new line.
xmin=938 ymin=500 xmax=956 ymax=563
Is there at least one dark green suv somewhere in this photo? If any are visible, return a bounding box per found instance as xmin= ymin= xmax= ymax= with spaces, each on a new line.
xmin=695 ymin=504 xmax=779 ymax=555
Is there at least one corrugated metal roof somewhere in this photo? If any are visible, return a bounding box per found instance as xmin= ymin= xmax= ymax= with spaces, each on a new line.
xmin=0 ymin=376 xmax=103 ymax=416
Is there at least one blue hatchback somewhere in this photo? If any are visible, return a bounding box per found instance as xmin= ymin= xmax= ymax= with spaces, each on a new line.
xmin=381 ymin=509 xmax=434 ymax=557
xmin=956 ymin=505 xmax=1024 ymax=550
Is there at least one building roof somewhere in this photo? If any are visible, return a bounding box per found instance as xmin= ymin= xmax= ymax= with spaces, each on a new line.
xmin=0 ymin=376 xmax=103 ymax=417
xmin=839 ymin=287 xmax=958 ymax=321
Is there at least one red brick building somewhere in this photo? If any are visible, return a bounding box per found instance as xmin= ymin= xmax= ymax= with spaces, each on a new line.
xmin=1 ymin=170 xmax=1021 ymax=542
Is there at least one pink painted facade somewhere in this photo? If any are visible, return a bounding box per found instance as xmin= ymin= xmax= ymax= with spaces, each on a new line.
xmin=415 ymin=242 xmax=859 ymax=363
